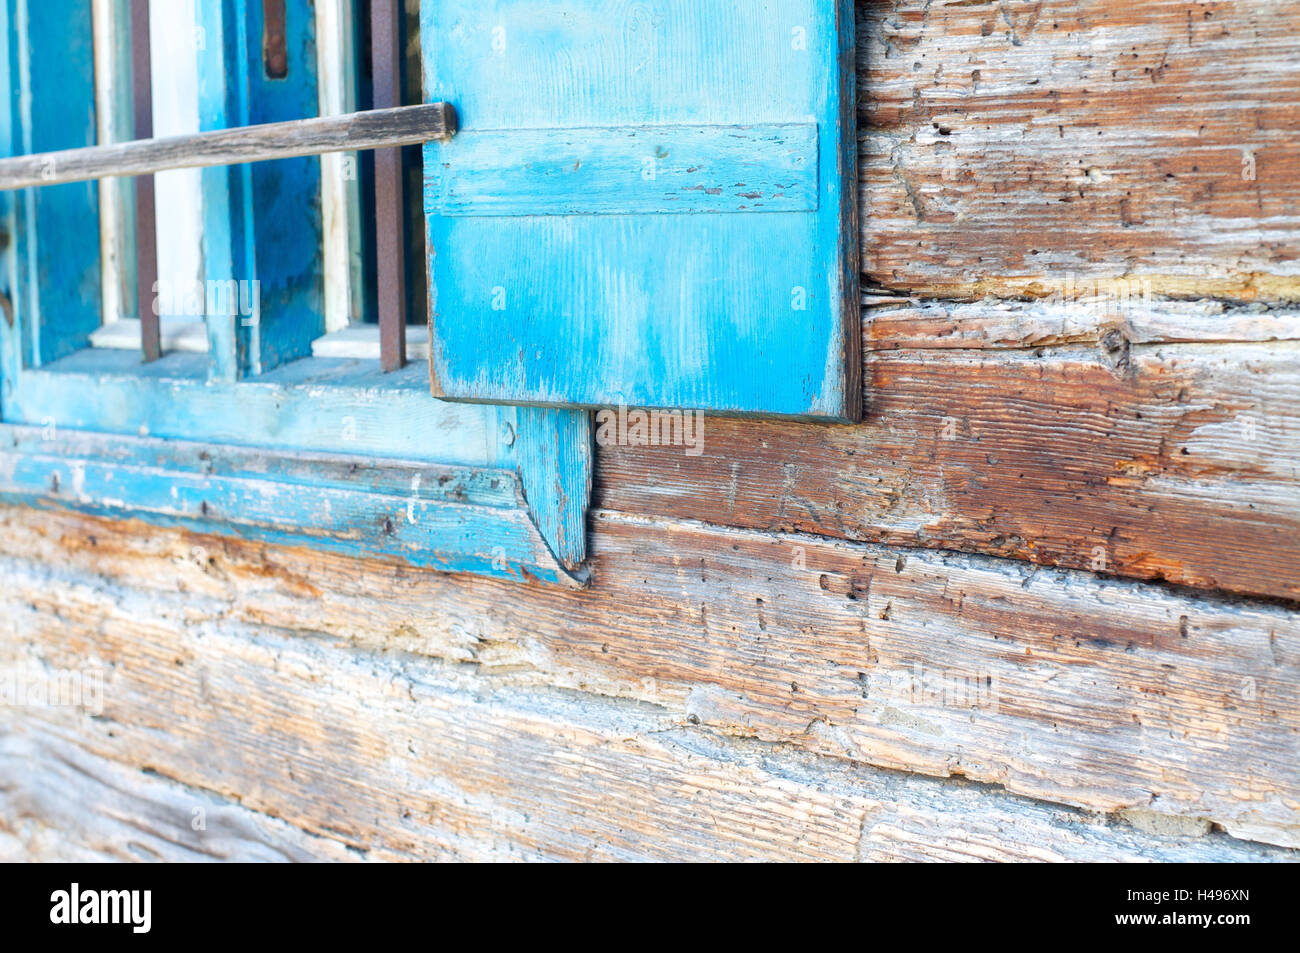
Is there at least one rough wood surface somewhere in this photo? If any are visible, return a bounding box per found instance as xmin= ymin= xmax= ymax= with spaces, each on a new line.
xmin=858 ymin=0 xmax=1300 ymax=302
xmin=865 ymin=298 xmax=1300 ymax=350
xmin=4 ymin=0 xmax=1299 ymax=863
xmin=1 ymin=591 xmax=1293 ymax=862
xmin=2 ymin=504 xmax=1296 ymax=848
xmin=0 ymin=727 xmax=365 ymax=862
xmin=600 ymin=311 xmax=1300 ymax=601
xmin=0 ymin=103 xmax=455 ymax=190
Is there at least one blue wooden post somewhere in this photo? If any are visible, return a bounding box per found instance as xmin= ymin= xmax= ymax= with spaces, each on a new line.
xmin=197 ymin=0 xmax=323 ymax=380
xmin=0 ymin=0 xmax=100 ymax=382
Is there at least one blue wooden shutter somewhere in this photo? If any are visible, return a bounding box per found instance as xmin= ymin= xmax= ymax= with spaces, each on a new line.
xmin=421 ymin=0 xmax=859 ymax=421
xmin=0 ymin=0 xmax=100 ymax=374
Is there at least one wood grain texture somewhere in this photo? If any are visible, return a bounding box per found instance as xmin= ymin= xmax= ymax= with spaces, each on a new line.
xmin=864 ymin=297 xmax=1300 ymax=350
xmin=426 ymin=124 xmax=821 ymax=216
xmin=599 ymin=310 xmax=1300 ymax=601
xmin=0 ymin=726 xmax=368 ymax=862
xmin=0 ymin=570 xmax=1293 ymax=862
xmin=0 ymin=104 xmax=455 ymax=191
xmin=1 ymin=504 xmax=1296 ymax=848
xmin=857 ymin=0 xmax=1300 ymax=301
xmin=3 ymin=0 xmax=1298 ymax=864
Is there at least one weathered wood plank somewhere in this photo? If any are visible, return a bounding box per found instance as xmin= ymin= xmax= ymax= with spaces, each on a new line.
xmin=1 ymin=588 xmax=1294 ymax=862
xmin=857 ymin=0 xmax=1300 ymax=301
xmin=0 ymin=103 xmax=455 ymax=190
xmin=865 ymin=299 xmax=1300 ymax=350
xmin=0 ymin=725 xmax=369 ymax=862
xmin=425 ymin=124 xmax=822 ymax=216
xmin=2 ymin=504 xmax=1296 ymax=847
xmin=599 ymin=331 xmax=1300 ymax=601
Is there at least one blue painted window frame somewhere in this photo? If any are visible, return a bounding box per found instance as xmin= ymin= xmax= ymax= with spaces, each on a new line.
xmin=0 ymin=0 xmax=591 ymax=586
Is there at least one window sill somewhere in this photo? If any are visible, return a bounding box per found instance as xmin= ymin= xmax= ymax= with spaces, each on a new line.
xmin=0 ymin=422 xmax=588 ymax=587
xmin=310 ymin=323 xmax=431 ymax=361
xmin=89 ymin=318 xmax=210 ymax=354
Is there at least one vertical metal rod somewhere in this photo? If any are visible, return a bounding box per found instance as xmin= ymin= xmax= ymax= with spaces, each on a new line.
xmin=130 ymin=0 xmax=160 ymax=363
xmin=372 ymin=0 xmax=406 ymax=372
xmin=262 ymin=0 xmax=289 ymax=79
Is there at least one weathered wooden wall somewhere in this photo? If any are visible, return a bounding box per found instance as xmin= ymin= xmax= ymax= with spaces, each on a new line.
xmin=2 ymin=0 xmax=1298 ymax=861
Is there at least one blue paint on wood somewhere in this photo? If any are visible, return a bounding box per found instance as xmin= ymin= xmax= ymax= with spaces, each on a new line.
xmin=198 ymin=0 xmax=323 ymax=379
xmin=0 ymin=0 xmax=100 ymax=373
xmin=0 ymin=423 xmax=587 ymax=587
xmin=4 ymin=347 xmax=593 ymax=581
xmin=511 ymin=406 xmax=591 ymax=570
xmin=7 ymin=351 xmax=506 ymax=469
xmin=0 ymin=0 xmax=597 ymax=586
xmin=422 ymin=0 xmax=859 ymax=421
xmin=426 ymin=124 xmax=820 ymax=217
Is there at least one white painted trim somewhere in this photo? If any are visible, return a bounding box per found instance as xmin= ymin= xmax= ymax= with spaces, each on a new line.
xmin=316 ymin=0 xmax=361 ymax=334
xmin=90 ymin=318 xmax=209 ymax=353
xmin=92 ymin=0 xmax=129 ymax=327
xmin=311 ymin=323 xmax=430 ymax=361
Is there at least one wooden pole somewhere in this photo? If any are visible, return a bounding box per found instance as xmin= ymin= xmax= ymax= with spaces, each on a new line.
xmin=0 ymin=103 xmax=456 ymax=192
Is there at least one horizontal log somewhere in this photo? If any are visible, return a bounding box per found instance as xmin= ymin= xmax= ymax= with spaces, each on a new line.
xmin=865 ymin=298 xmax=1300 ymax=351
xmin=600 ymin=330 xmax=1300 ymax=602
xmin=0 ymin=103 xmax=456 ymax=191
xmin=1 ymin=604 xmax=1293 ymax=861
xmin=2 ymin=504 xmax=1297 ymax=848
xmin=0 ymin=726 xmax=366 ymax=862
xmin=858 ymin=0 xmax=1300 ymax=301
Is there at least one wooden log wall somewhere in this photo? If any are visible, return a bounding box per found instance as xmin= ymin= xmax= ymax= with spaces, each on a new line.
xmin=2 ymin=0 xmax=1298 ymax=861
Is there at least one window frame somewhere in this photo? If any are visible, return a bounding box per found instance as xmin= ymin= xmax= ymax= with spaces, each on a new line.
xmin=0 ymin=0 xmax=592 ymax=586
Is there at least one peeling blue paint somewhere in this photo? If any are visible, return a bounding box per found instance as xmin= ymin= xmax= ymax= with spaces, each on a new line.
xmin=422 ymin=0 xmax=859 ymax=420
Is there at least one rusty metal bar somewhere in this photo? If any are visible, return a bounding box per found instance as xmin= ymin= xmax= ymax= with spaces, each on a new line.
xmin=262 ymin=0 xmax=288 ymax=79
xmin=372 ymin=0 xmax=407 ymax=372
xmin=130 ymin=0 xmax=160 ymax=363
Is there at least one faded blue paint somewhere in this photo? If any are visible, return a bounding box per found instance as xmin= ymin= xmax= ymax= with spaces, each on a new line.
xmin=198 ymin=0 xmax=323 ymax=379
xmin=512 ymin=405 xmax=592 ymax=571
xmin=7 ymin=351 xmax=504 ymax=468
xmin=0 ymin=423 xmax=586 ymax=586
xmin=0 ymin=0 xmax=100 ymax=375
xmin=0 ymin=0 xmax=594 ymax=586
xmin=2 ymin=349 xmax=591 ymax=579
xmin=422 ymin=0 xmax=859 ymax=421
xmin=427 ymin=124 xmax=820 ymax=217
